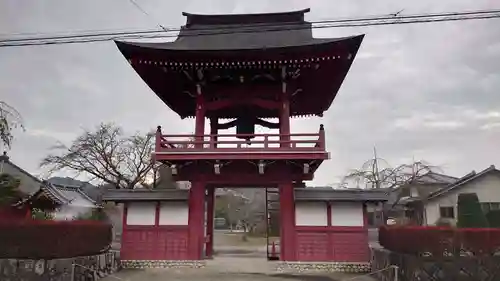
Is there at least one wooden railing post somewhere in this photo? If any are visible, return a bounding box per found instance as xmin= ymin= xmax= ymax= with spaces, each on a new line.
xmin=155 ymin=126 xmax=162 ymax=152
xmin=318 ymin=124 xmax=325 ymax=150
xmin=264 ymin=135 xmax=268 ymax=148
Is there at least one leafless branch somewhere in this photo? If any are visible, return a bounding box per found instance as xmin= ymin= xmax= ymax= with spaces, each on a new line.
xmin=0 ymin=101 xmax=25 ymax=149
xmin=40 ymin=123 xmax=154 ymax=189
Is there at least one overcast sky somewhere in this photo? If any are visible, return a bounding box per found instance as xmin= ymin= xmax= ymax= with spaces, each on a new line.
xmin=1 ymin=0 xmax=500 ymax=186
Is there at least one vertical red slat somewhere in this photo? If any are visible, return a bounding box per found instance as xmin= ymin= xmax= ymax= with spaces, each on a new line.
xmin=205 ymin=187 xmax=215 ymax=258
xmin=326 ymin=202 xmax=333 ymax=259
xmin=121 ymin=203 xmax=128 ymax=260
xmin=279 ymin=182 xmax=296 ymax=261
xmin=188 ymin=181 xmax=205 ymax=260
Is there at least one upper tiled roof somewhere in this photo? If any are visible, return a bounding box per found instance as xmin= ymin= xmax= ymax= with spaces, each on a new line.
xmin=427 ymin=165 xmax=498 ymax=201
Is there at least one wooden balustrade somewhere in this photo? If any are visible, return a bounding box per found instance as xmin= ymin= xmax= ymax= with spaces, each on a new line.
xmin=154 ymin=125 xmax=326 ymax=154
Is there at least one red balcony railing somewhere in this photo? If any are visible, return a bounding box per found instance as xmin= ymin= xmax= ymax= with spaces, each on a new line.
xmin=154 ymin=125 xmax=326 ymax=154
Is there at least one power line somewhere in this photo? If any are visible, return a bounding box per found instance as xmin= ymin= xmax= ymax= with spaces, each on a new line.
xmin=1 ymin=8 xmax=499 ymax=47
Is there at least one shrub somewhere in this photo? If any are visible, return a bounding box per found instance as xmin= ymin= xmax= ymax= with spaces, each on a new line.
xmin=457 ymin=193 xmax=489 ymax=228
xmin=0 ymin=220 xmax=112 ymax=259
xmin=0 ymin=174 xmax=22 ymax=206
xmin=379 ymin=226 xmax=500 ymax=256
xmin=486 ymin=210 xmax=500 ymax=228
xmin=31 ymin=208 xmax=55 ymax=220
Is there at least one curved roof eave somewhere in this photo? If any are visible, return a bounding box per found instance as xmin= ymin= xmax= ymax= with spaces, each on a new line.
xmin=114 ymin=34 xmax=364 ymax=54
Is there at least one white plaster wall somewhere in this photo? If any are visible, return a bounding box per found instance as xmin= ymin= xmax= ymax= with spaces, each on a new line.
xmin=425 ymin=172 xmax=500 ymax=225
xmin=331 ymin=202 xmax=364 ymax=227
xmin=295 ymin=202 xmax=327 ymax=226
xmin=425 ymin=200 xmax=441 ymax=225
xmin=126 ymin=202 xmax=156 ymax=225
xmin=159 ymin=202 xmax=189 ymax=225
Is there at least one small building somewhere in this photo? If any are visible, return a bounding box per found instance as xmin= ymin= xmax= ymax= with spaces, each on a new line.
xmin=102 ymin=188 xmax=191 ymax=261
xmin=294 ymin=188 xmax=388 ymax=263
xmin=0 ymin=152 xmax=98 ymax=220
xmin=13 ymin=180 xmax=99 ymax=220
xmin=389 ymin=171 xmax=458 ymax=225
xmin=424 ymin=165 xmax=500 ymax=225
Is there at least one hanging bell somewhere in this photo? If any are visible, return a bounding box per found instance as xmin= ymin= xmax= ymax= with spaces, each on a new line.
xmin=236 ymin=115 xmax=255 ymax=141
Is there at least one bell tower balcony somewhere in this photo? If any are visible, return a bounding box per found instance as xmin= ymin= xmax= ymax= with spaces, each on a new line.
xmin=153 ymin=125 xmax=328 ymax=162
xmin=152 ymin=125 xmax=329 ymax=184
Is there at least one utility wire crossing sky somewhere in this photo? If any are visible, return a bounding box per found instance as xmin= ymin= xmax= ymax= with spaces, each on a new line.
xmin=1 ymin=8 xmax=499 ymax=47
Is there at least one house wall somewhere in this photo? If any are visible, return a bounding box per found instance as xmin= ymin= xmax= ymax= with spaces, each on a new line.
xmin=294 ymin=201 xmax=369 ymax=263
xmin=425 ymin=172 xmax=500 ymax=225
xmin=121 ymin=201 xmax=189 ymax=261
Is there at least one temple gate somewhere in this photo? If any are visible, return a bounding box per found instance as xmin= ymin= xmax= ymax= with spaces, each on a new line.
xmin=103 ymin=8 xmax=387 ymax=271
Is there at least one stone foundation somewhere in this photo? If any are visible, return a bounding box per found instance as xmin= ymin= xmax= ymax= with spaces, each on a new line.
xmin=276 ymin=262 xmax=371 ymax=273
xmin=121 ymin=260 xmax=206 ymax=269
xmin=0 ymin=251 xmax=120 ymax=281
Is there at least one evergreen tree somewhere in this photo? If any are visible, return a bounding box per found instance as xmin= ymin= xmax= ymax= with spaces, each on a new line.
xmin=0 ymin=173 xmax=22 ymax=206
xmin=486 ymin=210 xmax=500 ymax=228
xmin=456 ymin=193 xmax=489 ymax=228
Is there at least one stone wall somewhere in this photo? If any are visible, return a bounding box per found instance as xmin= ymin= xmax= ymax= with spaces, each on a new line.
xmin=0 ymin=251 xmax=120 ymax=281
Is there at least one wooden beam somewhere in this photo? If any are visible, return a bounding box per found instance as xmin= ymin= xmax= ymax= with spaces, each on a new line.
xmin=205 ymin=97 xmax=280 ymax=111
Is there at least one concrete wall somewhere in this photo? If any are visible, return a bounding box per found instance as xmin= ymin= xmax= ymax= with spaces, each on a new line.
xmin=425 ymin=172 xmax=500 ymax=225
xmin=0 ymin=251 xmax=119 ymax=281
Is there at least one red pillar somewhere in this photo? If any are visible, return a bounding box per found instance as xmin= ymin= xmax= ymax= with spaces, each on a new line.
xmin=188 ymin=181 xmax=206 ymax=260
xmin=279 ymin=182 xmax=296 ymax=261
xmin=195 ymin=88 xmax=205 ymax=148
xmin=279 ymin=93 xmax=291 ymax=147
xmin=205 ymin=187 xmax=215 ymax=258
xmin=25 ymin=206 xmax=32 ymax=219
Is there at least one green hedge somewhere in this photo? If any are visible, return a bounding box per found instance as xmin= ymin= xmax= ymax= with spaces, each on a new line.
xmin=486 ymin=210 xmax=500 ymax=228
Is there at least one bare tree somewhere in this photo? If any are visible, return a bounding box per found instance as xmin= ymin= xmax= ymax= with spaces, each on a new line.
xmin=40 ymin=123 xmax=154 ymax=189
xmin=224 ymin=190 xmax=266 ymax=240
xmin=342 ymin=148 xmax=439 ymax=190
xmin=0 ymin=101 xmax=24 ymax=149
xmin=342 ymin=148 xmax=441 ymax=225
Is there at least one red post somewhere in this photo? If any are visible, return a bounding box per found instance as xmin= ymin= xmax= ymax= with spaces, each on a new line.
xmin=318 ymin=124 xmax=325 ymax=150
xmin=25 ymin=206 xmax=32 ymax=219
xmin=205 ymin=187 xmax=215 ymax=258
xmin=271 ymin=241 xmax=276 ymax=258
xmin=195 ymin=90 xmax=206 ymax=149
xmin=279 ymin=92 xmax=290 ymax=148
xmin=188 ymin=181 xmax=206 ymax=260
xmin=210 ymin=117 xmax=218 ymax=149
xmin=155 ymin=126 xmax=162 ymax=152
xmin=279 ymin=182 xmax=296 ymax=261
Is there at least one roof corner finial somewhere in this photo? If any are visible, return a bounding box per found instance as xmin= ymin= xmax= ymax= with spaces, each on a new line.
xmin=0 ymin=151 xmax=8 ymax=161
